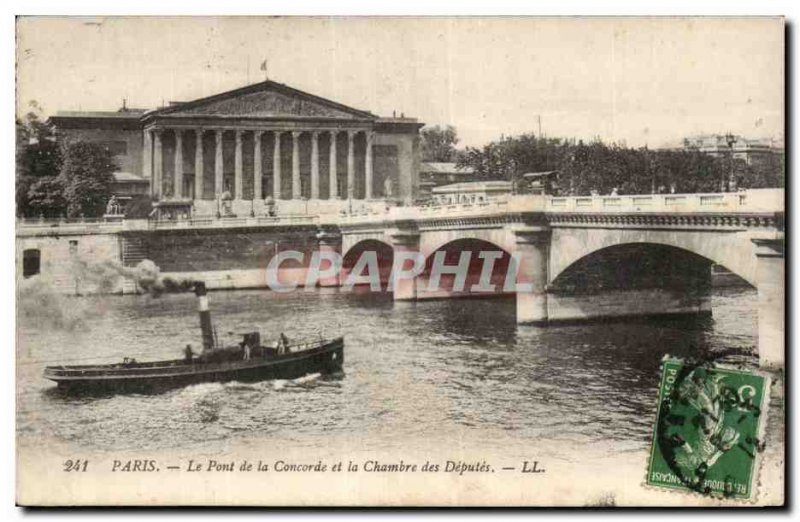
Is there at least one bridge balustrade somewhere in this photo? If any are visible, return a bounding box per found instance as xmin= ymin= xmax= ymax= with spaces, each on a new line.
xmin=16 ymin=189 xmax=782 ymax=237
xmin=546 ymin=188 xmax=782 ymax=214
xmin=16 ymin=214 xmax=321 ymax=237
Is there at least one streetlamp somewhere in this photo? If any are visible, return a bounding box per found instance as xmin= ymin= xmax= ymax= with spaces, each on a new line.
xmin=264 ymin=240 xmax=279 ymax=287
xmin=724 ymin=133 xmax=737 ymax=192
xmin=648 ymin=148 xmax=656 ymax=195
xmin=264 ymin=240 xmax=279 ymax=258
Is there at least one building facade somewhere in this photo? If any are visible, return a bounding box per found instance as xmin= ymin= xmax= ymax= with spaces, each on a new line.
xmin=50 ymin=81 xmax=423 ymax=216
xmin=430 ymin=180 xmax=512 ymax=205
xmin=418 ymin=162 xmax=477 ymax=202
xmin=676 ymin=134 xmax=785 ymax=168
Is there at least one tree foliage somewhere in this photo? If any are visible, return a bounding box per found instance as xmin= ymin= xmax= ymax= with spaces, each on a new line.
xmin=420 ymin=125 xmax=459 ymax=162
xmin=457 ymin=134 xmax=784 ymax=195
xmin=25 ymin=177 xmax=67 ymax=218
xmin=58 ymin=142 xmax=116 ymax=218
xmin=16 ymin=103 xmax=117 ymax=218
xmin=16 ymin=104 xmax=63 ymax=217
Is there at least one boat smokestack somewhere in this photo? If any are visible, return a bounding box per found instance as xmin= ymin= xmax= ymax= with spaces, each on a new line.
xmin=194 ymin=282 xmax=215 ymax=351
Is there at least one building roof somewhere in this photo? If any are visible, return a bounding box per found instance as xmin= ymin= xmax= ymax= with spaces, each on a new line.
xmin=420 ymin=162 xmax=475 ymax=175
xmin=522 ymin=170 xmax=558 ymax=179
xmin=112 ymin=172 xmax=149 ymax=184
xmin=432 ymin=180 xmax=511 ymax=194
xmin=145 ymin=80 xmax=380 ymax=122
xmin=54 ymin=110 xmax=146 ymax=119
xmin=659 ymin=134 xmax=785 ymax=152
xmin=49 ymin=80 xmax=423 ymax=129
xmin=49 ymin=110 xmax=145 ymax=130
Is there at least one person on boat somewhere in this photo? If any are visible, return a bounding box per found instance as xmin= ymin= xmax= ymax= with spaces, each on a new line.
xmin=243 ymin=342 xmax=251 ymax=361
xmin=184 ymin=344 xmax=194 ymax=364
xmin=277 ymin=333 xmax=290 ymax=355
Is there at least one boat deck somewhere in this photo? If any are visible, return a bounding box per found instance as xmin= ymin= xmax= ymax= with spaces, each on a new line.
xmin=44 ymin=338 xmax=342 ymax=381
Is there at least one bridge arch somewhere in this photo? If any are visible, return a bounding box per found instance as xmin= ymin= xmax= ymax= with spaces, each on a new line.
xmin=419 ymin=228 xmax=517 ymax=261
xmin=549 ymin=242 xmax=753 ymax=298
xmin=548 ymin=228 xmax=758 ymax=288
xmin=419 ymin=238 xmax=515 ymax=298
xmin=341 ymin=238 xmax=394 ymax=289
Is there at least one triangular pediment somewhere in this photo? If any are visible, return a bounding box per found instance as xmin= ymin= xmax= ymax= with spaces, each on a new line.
xmin=154 ymin=81 xmax=375 ymax=120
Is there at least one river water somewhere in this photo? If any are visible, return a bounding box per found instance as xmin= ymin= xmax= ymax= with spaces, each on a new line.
xmin=17 ymin=286 xmax=773 ymax=465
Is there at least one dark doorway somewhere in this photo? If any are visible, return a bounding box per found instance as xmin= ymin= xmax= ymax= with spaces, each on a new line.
xmin=22 ymin=249 xmax=41 ymax=278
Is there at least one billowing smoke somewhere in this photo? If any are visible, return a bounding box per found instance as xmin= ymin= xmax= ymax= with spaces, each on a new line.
xmin=128 ymin=259 xmax=198 ymax=296
xmin=17 ymin=276 xmax=93 ymax=332
xmin=71 ymin=257 xmax=198 ymax=297
xmin=17 ymin=258 xmax=202 ymax=332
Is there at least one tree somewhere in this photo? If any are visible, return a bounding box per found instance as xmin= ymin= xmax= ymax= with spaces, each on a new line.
xmin=455 ymin=129 xmax=786 ymax=196
xmin=458 ymin=134 xmax=566 ymax=185
xmin=58 ymin=142 xmax=116 ymax=218
xmin=16 ymin=102 xmax=63 ymax=217
xmin=420 ymin=125 xmax=459 ymax=162
xmin=17 ymin=130 xmax=60 ymax=179
xmin=17 ymin=101 xmax=117 ymax=218
xmin=25 ymin=177 xmax=67 ymax=218
xmin=739 ymin=152 xmax=784 ymax=189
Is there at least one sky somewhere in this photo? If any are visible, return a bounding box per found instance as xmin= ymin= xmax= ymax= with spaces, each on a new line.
xmin=15 ymin=16 xmax=784 ymax=148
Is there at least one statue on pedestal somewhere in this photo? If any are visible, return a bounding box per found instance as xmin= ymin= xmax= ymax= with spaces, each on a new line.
xmin=105 ymin=195 xmax=120 ymax=216
xmin=383 ymin=176 xmax=394 ymax=198
xmin=220 ymin=191 xmax=235 ymax=217
xmin=264 ymin=196 xmax=276 ymax=217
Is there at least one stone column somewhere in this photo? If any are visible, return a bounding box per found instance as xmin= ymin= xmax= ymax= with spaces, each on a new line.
xmin=273 ymin=130 xmax=282 ymax=199
xmin=347 ymin=130 xmax=355 ymax=199
xmin=292 ymin=131 xmax=301 ymax=199
xmin=214 ymin=129 xmax=224 ymax=197
xmin=143 ymin=129 xmax=153 ymax=196
xmin=173 ymin=129 xmax=184 ymax=199
xmin=329 ymin=131 xmax=338 ymax=199
xmin=752 ymin=238 xmax=785 ymax=368
xmin=234 ymin=130 xmax=243 ymax=200
xmin=389 ymin=225 xmax=422 ymax=301
xmin=513 ymin=227 xmax=551 ymax=324
xmin=253 ymin=130 xmax=263 ymax=200
xmin=310 ymin=131 xmax=320 ymax=199
xmin=194 ymin=129 xmax=204 ymax=200
xmin=153 ymin=129 xmax=163 ymax=200
xmin=365 ymin=131 xmax=374 ymax=199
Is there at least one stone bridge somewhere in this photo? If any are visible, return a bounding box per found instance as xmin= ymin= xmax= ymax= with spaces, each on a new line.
xmin=16 ymin=189 xmax=784 ymax=367
xmin=329 ymin=189 xmax=784 ymax=366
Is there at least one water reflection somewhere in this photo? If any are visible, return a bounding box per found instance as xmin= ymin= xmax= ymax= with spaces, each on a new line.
xmin=18 ymin=286 xmax=758 ymax=459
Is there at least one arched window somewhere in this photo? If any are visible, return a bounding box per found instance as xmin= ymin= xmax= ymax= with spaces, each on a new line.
xmin=23 ymin=249 xmax=40 ymax=278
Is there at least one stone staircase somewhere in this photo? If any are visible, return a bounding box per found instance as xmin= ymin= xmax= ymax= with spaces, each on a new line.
xmin=121 ymin=236 xmax=148 ymax=294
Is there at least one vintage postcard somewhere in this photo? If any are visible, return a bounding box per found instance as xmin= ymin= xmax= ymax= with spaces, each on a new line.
xmin=15 ymin=16 xmax=785 ymax=506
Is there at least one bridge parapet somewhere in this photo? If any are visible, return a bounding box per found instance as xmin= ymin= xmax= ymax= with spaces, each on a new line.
xmin=16 ymin=214 xmax=320 ymax=237
xmin=332 ymin=195 xmax=547 ymax=228
xmin=17 ymin=190 xmax=783 ymax=238
xmin=546 ymin=188 xmax=783 ymax=214
xmin=16 ymin=218 xmax=126 ymax=237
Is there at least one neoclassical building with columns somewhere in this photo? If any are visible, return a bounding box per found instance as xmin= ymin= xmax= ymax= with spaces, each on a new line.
xmin=50 ymin=80 xmax=423 ymax=216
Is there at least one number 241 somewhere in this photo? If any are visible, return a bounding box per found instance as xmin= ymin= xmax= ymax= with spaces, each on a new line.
xmin=63 ymin=459 xmax=88 ymax=472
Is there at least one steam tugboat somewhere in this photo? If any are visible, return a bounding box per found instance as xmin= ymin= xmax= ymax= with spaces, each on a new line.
xmin=43 ymin=282 xmax=344 ymax=394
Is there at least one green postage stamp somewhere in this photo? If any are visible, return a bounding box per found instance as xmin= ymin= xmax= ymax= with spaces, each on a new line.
xmin=647 ymin=357 xmax=770 ymax=501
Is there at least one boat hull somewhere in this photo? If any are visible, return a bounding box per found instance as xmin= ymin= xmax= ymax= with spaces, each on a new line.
xmin=45 ymin=338 xmax=344 ymax=395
